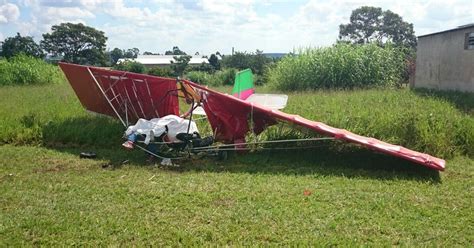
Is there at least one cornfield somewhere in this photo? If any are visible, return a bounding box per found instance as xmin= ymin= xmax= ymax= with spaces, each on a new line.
xmin=267 ymin=43 xmax=407 ymax=90
xmin=0 ymin=54 xmax=64 ymax=86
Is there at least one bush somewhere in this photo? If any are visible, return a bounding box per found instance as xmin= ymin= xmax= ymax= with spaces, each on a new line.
xmin=267 ymin=43 xmax=406 ymax=91
xmin=147 ymin=66 xmax=173 ymax=77
xmin=188 ymin=63 xmax=215 ymax=73
xmin=186 ymin=71 xmax=210 ymax=85
xmin=113 ymin=60 xmax=146 ymax=73
xmin=210 ymin=68 xmax=237 ymax=86
xmin=185 ymin=68 xmax=237 ymax=86
xmin=220 ymin=51 xmax=273 ymax=75
xmin=0 ymin=54 xmax=64 ymax=86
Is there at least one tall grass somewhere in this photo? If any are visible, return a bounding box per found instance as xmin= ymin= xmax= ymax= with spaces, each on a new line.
xmin=0 ymin=54 xmax=64 ymax=86
xmin=0 ymin=84 xmax=123 ymax=147
xmin=0 ymin=84 xmax=472 ymax=158
xmin=275 ymin=89 xmax=474 ymax=158
xmin=267 ymin=44 xmax=406 ymax=91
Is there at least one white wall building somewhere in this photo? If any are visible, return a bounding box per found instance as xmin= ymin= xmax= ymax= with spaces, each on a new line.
xmin=117 ymin=55 xmax=209 ymax=68
xmin=414 ymin=24 xmax=474 ymax=92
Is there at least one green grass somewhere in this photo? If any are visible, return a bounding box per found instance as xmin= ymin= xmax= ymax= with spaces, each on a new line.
xmin=0 ymin=84 xmax=123 ymax=147
xmin=1 ymin=84 xmax=473 ymax=158
xmin=279 ymin=89 xmax=474 ymax=158
xmin=0 ymin=145 xmax=473 ymax=245
xmin=0 ymin=83 xmax=473 ymax=245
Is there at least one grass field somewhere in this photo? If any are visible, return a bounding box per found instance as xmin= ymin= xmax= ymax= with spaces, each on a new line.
xmin=1 ymin=83 xmax=473 ymax=245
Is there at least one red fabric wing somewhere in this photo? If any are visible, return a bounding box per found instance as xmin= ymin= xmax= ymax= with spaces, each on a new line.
xmin=188 ymin=80 xmax=446 ymax=171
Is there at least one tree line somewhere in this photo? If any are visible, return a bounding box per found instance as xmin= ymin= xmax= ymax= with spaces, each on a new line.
xmin=0 ymin=6 xmax=417 ymax=78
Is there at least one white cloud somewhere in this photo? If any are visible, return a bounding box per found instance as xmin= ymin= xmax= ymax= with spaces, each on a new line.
xmin=16 ymin=0 xmax=100 ymax=37
xmin=99 ymin=0 xmax=474 ymax=54
xmin=43 ymin=7 xmax=94 ymax=19
xmin=2 ymin=0 xmax=474 ymax=54
xmin=0 ymin=2 xmax=20 ymax=24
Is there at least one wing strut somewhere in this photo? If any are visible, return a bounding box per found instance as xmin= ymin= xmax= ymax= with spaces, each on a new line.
xmin=87 ymin=67 xmax=127 ymax=127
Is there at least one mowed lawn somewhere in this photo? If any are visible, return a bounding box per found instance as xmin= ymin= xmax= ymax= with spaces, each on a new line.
xmin=0 ymin=83 xmax=473 ymax=245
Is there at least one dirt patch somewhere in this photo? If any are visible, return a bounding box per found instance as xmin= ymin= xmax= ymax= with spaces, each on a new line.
xmin=213 ymin=197 xmax=235 ymax=208
xmin=33 ymin=157 xmax=96 ymax=173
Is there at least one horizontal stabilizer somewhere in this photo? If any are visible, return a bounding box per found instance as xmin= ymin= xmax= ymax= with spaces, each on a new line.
xmin=246 ymin=93 xmax=288 ymax=110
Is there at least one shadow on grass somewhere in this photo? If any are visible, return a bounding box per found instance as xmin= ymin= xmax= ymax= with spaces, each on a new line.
xmin=183 ymin=146 xmax=441 ymax=183
xmin=50 ymin=143 xmax=441 ymax=184
xmin=41 ymin=116 xmax=441 ymax=183
xmin=41 ymin=115 xmax=123 ymax=148
xmin=413 ymin=88 xmax=474 ymax=115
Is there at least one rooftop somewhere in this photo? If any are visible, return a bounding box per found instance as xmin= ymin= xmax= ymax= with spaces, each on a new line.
xmin=118 ymin=55 xmax=209 ymax=65
xmin=418 ymin=23 xmax=474 ymax=38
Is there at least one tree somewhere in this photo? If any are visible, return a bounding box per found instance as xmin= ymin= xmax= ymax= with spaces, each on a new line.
xmin=109 ymin=48 xmax=123 ymax=64
xmin=208 ymin=54 xmax=220 ymax=70
xmin=147 ymin=66 xmax=173 ymax=77
xmin=339 ymin=6 xmax=416 ymax=49
xmin=143 ymin=51 xmax=159 ymax=55
xmin=220 ymin=50 xmax=272 ymax=75
xmin=108 ymin=47 xmax=140 ymax=65
xmin=250 ymin=49 xmax=271 ymax=75
xmin=165 ymin=46 xmax=187 ymax=55
xmin=382 ymin=10 xmax=417 ymax=48
xmin=41 ymin=23 xmax=108 ymax=65
xmin=1 ymin=33 xmax=43 ymax=59
xmin=189 ymin=63 xmax=214 ymax=73
xmin=113 ymin=61 xmax=146 ymax=73
xmin=171 ymin=55 xmax=191 ymax=76
xmin=220 ymin=51 xmax=250 ymax=70
xmin=124 ymin=47 xmax=139 ymax=58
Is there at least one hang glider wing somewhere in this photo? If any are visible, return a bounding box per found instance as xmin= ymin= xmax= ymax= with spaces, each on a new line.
xmin=59 ymin=63 xmax=446 ymax=171
xmin=59 ymin=62 xmax=179 ymax=125
xmin=190 ymin=80 xmax=445 ymax=171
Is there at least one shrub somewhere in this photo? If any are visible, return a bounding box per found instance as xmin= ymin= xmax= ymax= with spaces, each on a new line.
xmin=147 ymin=66 xmax=173 ymax=77
xmin=0 ymin=54 xmax=64 ymax=86
xmin=186 ymin=71 xmax=210 ymax=85
xmin=209 ymin=68 xmax=237 ymax=86
xmin=188 ymin=63 xmax=214 ymax=73
xmin=185 ymin=68 xmax=237 ymax=86
xmin=267 ymin=43 xmax=406 ymax=91
xmin=113 ymin=60 xmax=146 ymax=73
xmin=221 ymin=50 xmax=273 ymax=75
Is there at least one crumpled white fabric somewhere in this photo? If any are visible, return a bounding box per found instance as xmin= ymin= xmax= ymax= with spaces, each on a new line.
xmin=125 ymin=115 xmax=198 ymax=144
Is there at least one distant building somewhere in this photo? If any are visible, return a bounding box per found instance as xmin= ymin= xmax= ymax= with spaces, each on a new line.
xmin=262 ymin=53 xmax=287 ymax=60
xmin=45 ymin=54 xmax=63 ymax=64
xmin=117 ymin=55 xmax=209 ymax=68
xmin=414 ymin=24 xmax=474 ymax=92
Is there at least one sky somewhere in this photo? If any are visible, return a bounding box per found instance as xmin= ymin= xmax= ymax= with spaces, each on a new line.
xmin=0 ymin=0 xmax=473 ymax=55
